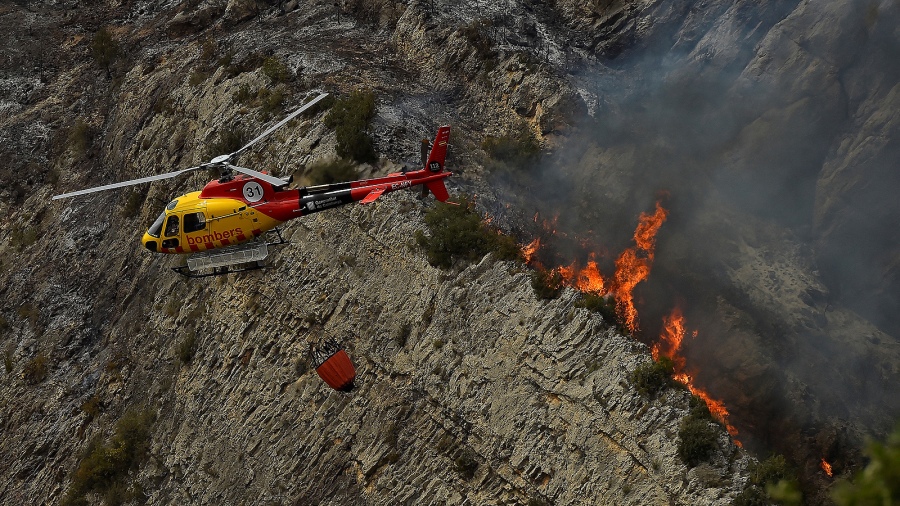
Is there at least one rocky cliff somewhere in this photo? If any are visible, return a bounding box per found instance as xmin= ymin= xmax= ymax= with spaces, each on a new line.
xmin=0 ymin=1 xmax=751 ymax=505
xmin=1 ymin=0 xmax=898 ymax=505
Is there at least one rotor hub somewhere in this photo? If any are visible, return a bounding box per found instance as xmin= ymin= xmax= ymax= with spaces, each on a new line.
xmin=210 ymin=154 xmax=231 ymax=165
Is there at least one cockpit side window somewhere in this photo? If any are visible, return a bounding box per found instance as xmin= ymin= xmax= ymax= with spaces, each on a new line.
xmin=183 ymin=212 xmax=206 ymax=233
xmin=164 ymin=215 xmax=180 ymax=237
xmin=148 ymin=212 xmax=166 ymax=238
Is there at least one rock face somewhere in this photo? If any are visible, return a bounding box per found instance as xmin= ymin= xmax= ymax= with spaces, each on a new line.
xmin=41 ymin=197 xmax=754 ymax=505
xmin=475 ymin=0 xmax=900 ymax=500
xmin=0 ymin=1 xmax=752 ymax=504
xmin=0 ymin=0 xmax=897 ymax=504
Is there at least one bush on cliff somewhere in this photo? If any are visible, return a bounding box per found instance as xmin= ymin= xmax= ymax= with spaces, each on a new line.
xmin=62 ymin=407 xmax=156 ymax=506
xmin=678 ymin=416 xmax=719 ymax=467
xmin=531 ymin=268 xmax=563 ymax=300
xmin=832 ymin=423 xmax=900 ymax=505
xmin=482 ymin=127 xmax=540 ymax=169
xmin=305 ymin=158 xmax=359 ymax=185
xmin=324 ymin=90 xmax=377 ymax=163
xmin=629 ymin=356 xmax=676 ymax=397
xmin=733 ymin=454 xmax=801 ymax=506
xmin=415 ymin=196 xmax=522 ymax=269
xmin=91 ymin=27 xmax=120 ymax=77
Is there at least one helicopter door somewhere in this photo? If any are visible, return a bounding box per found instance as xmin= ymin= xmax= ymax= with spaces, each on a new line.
xmin=161 ymin=214 xmax=180 ymax=249
xmin=182 ymin=211 xmax=208 ymax=249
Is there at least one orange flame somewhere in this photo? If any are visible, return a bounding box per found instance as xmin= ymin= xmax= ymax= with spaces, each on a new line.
xmin=633 ymin=201 xmax=669 ymax=251
xmin=522 ymin=238 xmax=541 ymax=264
xmin=652 ymin=307 xmax=687 ymax=370
xmin=821 ymin=458 xmax=833 ymax=477
xmin=610 ymin=202 xmax=667 ymax=333
xmin=523 ymin=201 xmax=667 ymax=332
xmin=575 ymin=257 xmax=605 ymax=294
xmin=656 ymin=307 xmax=740 ymax=443
xmin=521 ymin=201 xmax=741 ymax=446
xmin=553 ymin=254 xmax=607 ymax=295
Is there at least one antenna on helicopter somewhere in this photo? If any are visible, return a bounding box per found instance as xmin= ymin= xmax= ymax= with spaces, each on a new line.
xmin=52 ymin=92 xmax=329 ymax=200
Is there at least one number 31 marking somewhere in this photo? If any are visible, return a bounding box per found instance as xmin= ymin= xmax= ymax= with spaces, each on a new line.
xmin=243 ymin=182 xmax=264 ymax=203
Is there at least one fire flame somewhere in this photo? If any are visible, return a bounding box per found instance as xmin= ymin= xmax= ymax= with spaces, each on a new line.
xmin=522 ymin=238 xmax=541 ymax=265
xmin=521 ymin=201 xmax=667 ymax=330
xmin=519 ymin=200 xmax=742 ymax=445
xmin=611 ymin=201 xmax=668 ymax=333
xmin=654 ymin=307 xmax=740 ymax=443
xmin=821 ymin=458 xmax=833 ymax=477
xmin=554 ymin=254 xmax=606 ymax=295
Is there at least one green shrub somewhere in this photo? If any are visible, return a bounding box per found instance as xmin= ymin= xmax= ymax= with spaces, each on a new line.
xmin=531 ymin=269 xmax=563 ymax=300
xmin=258 ymin=86 xmax=285 ymax=116
xmin=67 ymin=119 xmax=93 ymax=155
xmin=687 ymin=394 xmax=715 ymax=423
xmin=677 ymin=416 xmax=719 ymax=467
xmin=3 ymin=346 xmax=12 ymax=374
xmin=204 ymin=127 xmax=247 ymax=159
xmin=23 ymin=353 xmax=48 ymax=384
xmin=732 ymin=484 xmax=769 ymax=506
xmin=188 ymin=70 xmax=208 ymax=86
xmin=234 ymin=84 xmax=254 ymax=104
xmin=81 ymin=395 xmax=102 ymax=420
xmin=300 ymin=93 xmax=335 ymax=117
xmin=10 ymin=226 xmax=38 ymax=251
xmin=63 ymin=407 xmax=156 ymax=505
xmin=415 ymin=196 xmax=519 ymax=269
xmin=459 ymin=18 xmax=495 ymax=60
xmin=217 ymin=48 xmax=236 ymax=70
xmin=306 ymin=158 xmax=358 ymax=185
xmin=91 ymin=27 xmax=120 ymax=75
xmin=748 ymin=454 xmax=790 ymax=486
xmin=324 ymin=90 xmax=377 ymax=163
xmin=734 ymin=454 xmax=801 ymax=506
xmin=294 ymin=357 xmax=308 ymax=377
xmin=454 ymin=449 xmax=478 ymax=479
xmin=261 ymin=56 xmax=291 ymax=83
xmin=576 ymin=293 xmax=619 ymax=327
xmin=492 ymin=232 xmax=524 ymax=263
xmin=122 ymin=191 xmax=143 ymax=219
xmin=395 ymin=323 xmax=411 ymax=348
xmin=177 ymin=332 xmax=197 ymax=365
xmin=199 ymin=37 xmax=217 ymax=62
xmin=482 ymin=128 xmax=540 ymax=168
xmin=629 ymin=356 xmax=675 ymax=397
xmin=17 ymin=303 xmax=39 ymax=328
xmin=217 ymin=50 xmax=264 ymax=78
xmin=832 ymin=423 xmax=900 ymax=504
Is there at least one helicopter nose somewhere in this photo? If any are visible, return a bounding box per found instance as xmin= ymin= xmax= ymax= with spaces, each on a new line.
xmin=142 ymin=233 xmax=157 ymax=252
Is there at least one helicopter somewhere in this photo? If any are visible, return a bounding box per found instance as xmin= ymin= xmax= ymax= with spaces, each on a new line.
xmin=53 ymin=92 xmax=453 ymax=277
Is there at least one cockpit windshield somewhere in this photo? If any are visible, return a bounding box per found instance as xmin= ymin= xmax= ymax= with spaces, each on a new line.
xmin=148 ymin=211 xmax=166 ymax=238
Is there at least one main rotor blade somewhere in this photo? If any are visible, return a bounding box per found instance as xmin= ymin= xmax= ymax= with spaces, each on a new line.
xmin=229 ymin=165 xmax=289 ymax=186
xmin=227 ymin=92 xmax=329 ymax=161
xmin=52 ymin=165 xmax=205 ymax=200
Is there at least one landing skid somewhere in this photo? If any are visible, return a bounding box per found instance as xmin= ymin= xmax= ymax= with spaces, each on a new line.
xmin=173 ymin=228 xmax=287 ymax=278
xmin=172 ymin=262 xmax=267 ymax=278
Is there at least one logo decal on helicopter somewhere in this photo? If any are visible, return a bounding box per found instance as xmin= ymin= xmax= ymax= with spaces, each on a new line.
xmin=187 ymin=228 xmax=245 ymax=245
xmin=308 ymin=196 xmax=341 ymax=211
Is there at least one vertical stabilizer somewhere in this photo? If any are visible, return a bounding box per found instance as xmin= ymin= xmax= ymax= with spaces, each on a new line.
xmin=426 ymin=126 xmax=451 ymax=172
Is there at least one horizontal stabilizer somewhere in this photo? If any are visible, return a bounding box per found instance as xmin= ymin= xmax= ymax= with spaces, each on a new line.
xmin=360 ymin=187 xmax=386 ymax=204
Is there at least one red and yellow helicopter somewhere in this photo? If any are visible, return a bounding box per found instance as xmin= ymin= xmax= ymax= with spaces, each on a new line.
xmin=53 ymin=93 xmax=453 ymax=276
